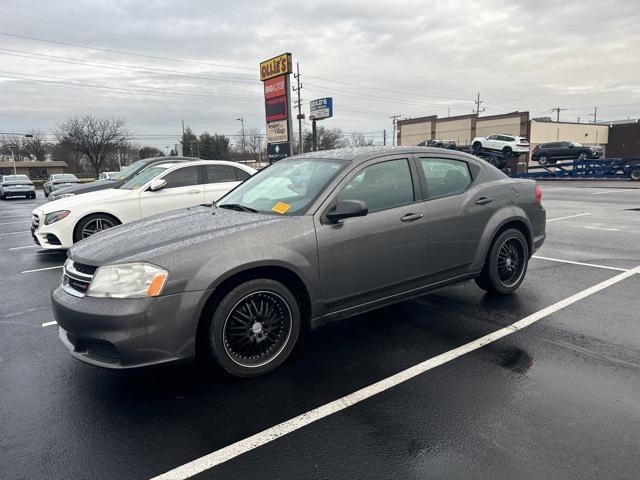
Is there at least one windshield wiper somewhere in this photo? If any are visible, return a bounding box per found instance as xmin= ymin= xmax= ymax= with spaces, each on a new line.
xmin=218 ymin=203 xmax=258 ymax=213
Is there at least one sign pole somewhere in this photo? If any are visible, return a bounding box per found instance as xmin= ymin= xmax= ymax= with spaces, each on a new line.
xmin=312 ymin=119 xmax=317 ymax=152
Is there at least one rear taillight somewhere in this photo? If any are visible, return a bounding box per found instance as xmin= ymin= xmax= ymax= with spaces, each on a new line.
xmin=535 ymin=185 xmax=543 ymax=206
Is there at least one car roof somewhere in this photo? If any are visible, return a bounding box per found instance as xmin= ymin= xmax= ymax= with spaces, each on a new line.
xmin=151 ymin=159 xmax=254 ymax=169
xmin=287 ymin=146 xmax=483 ymax=165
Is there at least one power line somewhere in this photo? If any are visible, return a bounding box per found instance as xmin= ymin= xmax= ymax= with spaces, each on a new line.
xmin=0 ymin=31 xmax=255 ymax=73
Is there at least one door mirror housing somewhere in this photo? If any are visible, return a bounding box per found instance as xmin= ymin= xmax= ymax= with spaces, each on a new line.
xmin=149 ymin=178 xmax=167 ymax=192
xmin=326 ymin=199 xmax=368 ymax=223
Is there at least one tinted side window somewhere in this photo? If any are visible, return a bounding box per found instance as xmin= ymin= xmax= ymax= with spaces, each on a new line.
xmin=336 ymin=159 xmax=414 ymax=213
xmin=162 ymin=166 xmax=200 ymax=189
xmin=500 ymin=135 xmax=514 ymax=142
xmin=419 ymin=158 xmax=472 ymax=198
xmin=235 ymin=168 xmax=251 ymax=181
xmin=205 ymin=165 xmax=237 ymax=183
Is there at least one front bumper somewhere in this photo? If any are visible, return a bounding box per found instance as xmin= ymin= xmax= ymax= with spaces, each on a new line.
xmin=51 ymin=285 xmax=211 ymax=369
xmin=31 ymin=210 xmax=74 ymax=249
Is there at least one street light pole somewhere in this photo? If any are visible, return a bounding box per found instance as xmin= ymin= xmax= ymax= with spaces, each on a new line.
xmin=10 ymin=145 xmax=17 ymax=175
xmin=236 ymin=117 xmax=245 ymax=156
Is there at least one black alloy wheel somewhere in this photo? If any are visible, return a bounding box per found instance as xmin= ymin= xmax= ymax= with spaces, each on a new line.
xmin=475 ymin=228 xmax=529 ymax=295
xmin=208 ymin=278 xmax=301 ymax=377
xmin=496 ymin=237 xmax=526 ymax=288
xmin=538 ymin=154 xmax=549 ymax=166
xmin=577 ymin=151 xmax=589 ymax=161
xmin=223 ymin=291 xmax=292 ymax=368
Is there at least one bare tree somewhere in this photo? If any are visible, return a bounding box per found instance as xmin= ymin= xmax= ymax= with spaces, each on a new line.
xmin=245 ymin=127 xmax=263 ymax=160
xmin=303 ymin=126 xmax=347 ymax=151
xmin=351 ymin=133 xmax=376 ymax=147
xmin=55 ymin=116 xmax=131 ymax=175
xmin=22 ymin=130 xmax=48 ymax=161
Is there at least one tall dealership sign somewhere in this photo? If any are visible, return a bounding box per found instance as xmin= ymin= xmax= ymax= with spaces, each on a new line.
xmin=260 ymin=53 xmax=293 ymax=162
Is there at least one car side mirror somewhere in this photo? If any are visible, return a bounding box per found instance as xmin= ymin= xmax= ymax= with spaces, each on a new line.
xmin=326 ymin=199 xmax=368 ymax=223
xmin=149 ymin=178 xmax=167 ymax=191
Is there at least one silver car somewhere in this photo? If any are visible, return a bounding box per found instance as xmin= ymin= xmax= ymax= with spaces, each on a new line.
xmin=51 ymin=147 xmax=546 ymax=377
xmin=0 ymin=174 xmax=36 ymax=199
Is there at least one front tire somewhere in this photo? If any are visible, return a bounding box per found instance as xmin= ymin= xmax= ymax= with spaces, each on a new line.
xmin=208 ymin=278 xmax=301 ymax=377
xmin=577 ymin=151 xmax=589 ymax=161
xmin=472 ymin=141 xmax=482 ymax=153
xmin=475 ymin=228 xmax=529 ymax=295
xmin=73 ymin=213 xmax=120 ymax=242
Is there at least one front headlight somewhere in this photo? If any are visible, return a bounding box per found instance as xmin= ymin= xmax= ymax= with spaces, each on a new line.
xmin=86 ymin=263 xmax=168 ymax=298
xmin=44 ymin=210 xmax=70 ymax=225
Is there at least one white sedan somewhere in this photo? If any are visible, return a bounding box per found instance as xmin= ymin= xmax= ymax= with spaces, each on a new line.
xmin=31 ymin=160 xmax=256 ymax=249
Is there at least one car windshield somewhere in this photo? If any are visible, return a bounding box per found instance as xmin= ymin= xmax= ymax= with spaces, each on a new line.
xmin=571 ymin=142 xmax=583 ymax=146
xmin=219 ymin=158 xmax=349 ymax=215
xmin=3 ymin=175 xmax=29 ymax=182
xmin=55 ymin=174 xmax=78 ymax=181
xmin=119 ymin=165 xmax=170 ymax=190
xmin=110 ymin=159 xmax=152 ymax=181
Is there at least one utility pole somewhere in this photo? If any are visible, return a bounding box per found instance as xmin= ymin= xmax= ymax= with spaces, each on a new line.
xmin=551 ymin=107 xmax=566 ymax=122
xmin=390 ymin=115 xmax=401 ymax=146
xmin=9 ymin=145 xmax=17 ymax=175
xmin=589 ymin=107 xmax=598 ymax=123
xmin=293 ymin=62 xmax=304 ymax=154
xmin=116 ymin=147 xmax=122 ymax=170
xmin=473 ymin=92 xmax=485 ymax=117
xmin=236 ymin=117 xmax=245 ymax=156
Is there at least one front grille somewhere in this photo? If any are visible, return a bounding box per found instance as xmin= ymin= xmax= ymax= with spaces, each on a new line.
xmin=62 ymin=260 xmax=97 ymax=297
xmin=72 ymin=262 xmax=98 ymax=276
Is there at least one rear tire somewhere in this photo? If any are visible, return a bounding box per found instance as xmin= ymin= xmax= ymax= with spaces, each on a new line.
xmin=503 ymin=147 xmax=513 ymax=159
xmin=630 ymin=168 xmax=640 ymax=181
xmin=475 ymin=228 xmax=529 ymax=295
xmin=207 ymin=278 xmax=301 ymax=378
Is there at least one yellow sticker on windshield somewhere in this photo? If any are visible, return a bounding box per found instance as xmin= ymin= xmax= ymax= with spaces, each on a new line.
xmin=272 ymin=202 xmax=291 ymax=214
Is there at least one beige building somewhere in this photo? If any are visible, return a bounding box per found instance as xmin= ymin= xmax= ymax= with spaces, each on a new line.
xmin=398 ymin=111 xmax=529 ymax=148
xmin=0 ymin=160 xmax=68 ymax=178
xmin=398 ymin=112 xmax=611 ymax=160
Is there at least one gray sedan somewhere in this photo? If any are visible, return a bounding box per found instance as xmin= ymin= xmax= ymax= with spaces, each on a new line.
xmin=51 ymin=146 xmax=546 ymax=377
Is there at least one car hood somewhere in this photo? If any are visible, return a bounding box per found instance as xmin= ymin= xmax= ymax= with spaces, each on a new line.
xmin=52 ymin=180 xmax=120 ymax=197
xmin=39 ymin=188 xmax=133 ymax=214
xmin=69 ymin=206 xmax=286 ymax=266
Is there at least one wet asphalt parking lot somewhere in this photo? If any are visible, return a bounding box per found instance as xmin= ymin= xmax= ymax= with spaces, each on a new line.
xmin=1 ymin=181 xmax=640 ymax=480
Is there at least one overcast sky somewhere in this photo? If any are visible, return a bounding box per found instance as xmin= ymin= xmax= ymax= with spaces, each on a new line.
xmin=0 ymin=0 xmax=639 ymax=150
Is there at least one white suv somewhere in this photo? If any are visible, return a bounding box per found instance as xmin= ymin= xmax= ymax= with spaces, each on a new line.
xmin=471 ymin=134 xmax=530 ymax=157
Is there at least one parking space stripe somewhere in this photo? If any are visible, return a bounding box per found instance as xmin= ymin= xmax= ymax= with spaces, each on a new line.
xmin=0 ymin=220 xmax=27 ymax=226
xmin=9 ymin=245 xmax=35 ymax=251
xmin=150 ymin=265 xmax=640 ymax=480
xmin=41 ymin=321 xmax=57 ymax=327
xmin=532 ymin=255 xmax=629 ymax=272
xmin=547 ymin=213 xmax=590 ymax=222
xmin=21 ymin=265 xmax=63 ymax=274
xmin=0 ymin=230 xmax=29 ymax=236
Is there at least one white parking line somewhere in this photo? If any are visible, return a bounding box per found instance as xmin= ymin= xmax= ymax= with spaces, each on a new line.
xmin=21 ymin=265 xmax=63 ymax=274
xmin=42 ymin=321 xmax=57 ymax=328
xmin=584 ymin=226 xmax=620 ymax=232
xmin=9 ymin=245 xmax=35 ymax=251
xmin=532 ymin=255 xmax=629 ymax=272
xmin=150 ymin=265 xmax=640 ymax=480
xmin=0 ymin=230 xmax=29 ymax=236
xmin=0 ymin=220 xmax=26 ymax=226
xmin=546 ymin=213 xmax=590 ymax=222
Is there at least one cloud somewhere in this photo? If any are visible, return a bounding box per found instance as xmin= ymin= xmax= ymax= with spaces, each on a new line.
xmin=0 ymin=0 xmax=639 ymax=146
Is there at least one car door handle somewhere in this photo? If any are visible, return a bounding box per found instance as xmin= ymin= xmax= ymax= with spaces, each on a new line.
xmin=187 ymin=190 xmax=200 ymax=195
xmin=476 ymin=197 xmax=493 ymax=205
xmin=401 ymin=213 xmax=423 ymax=222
